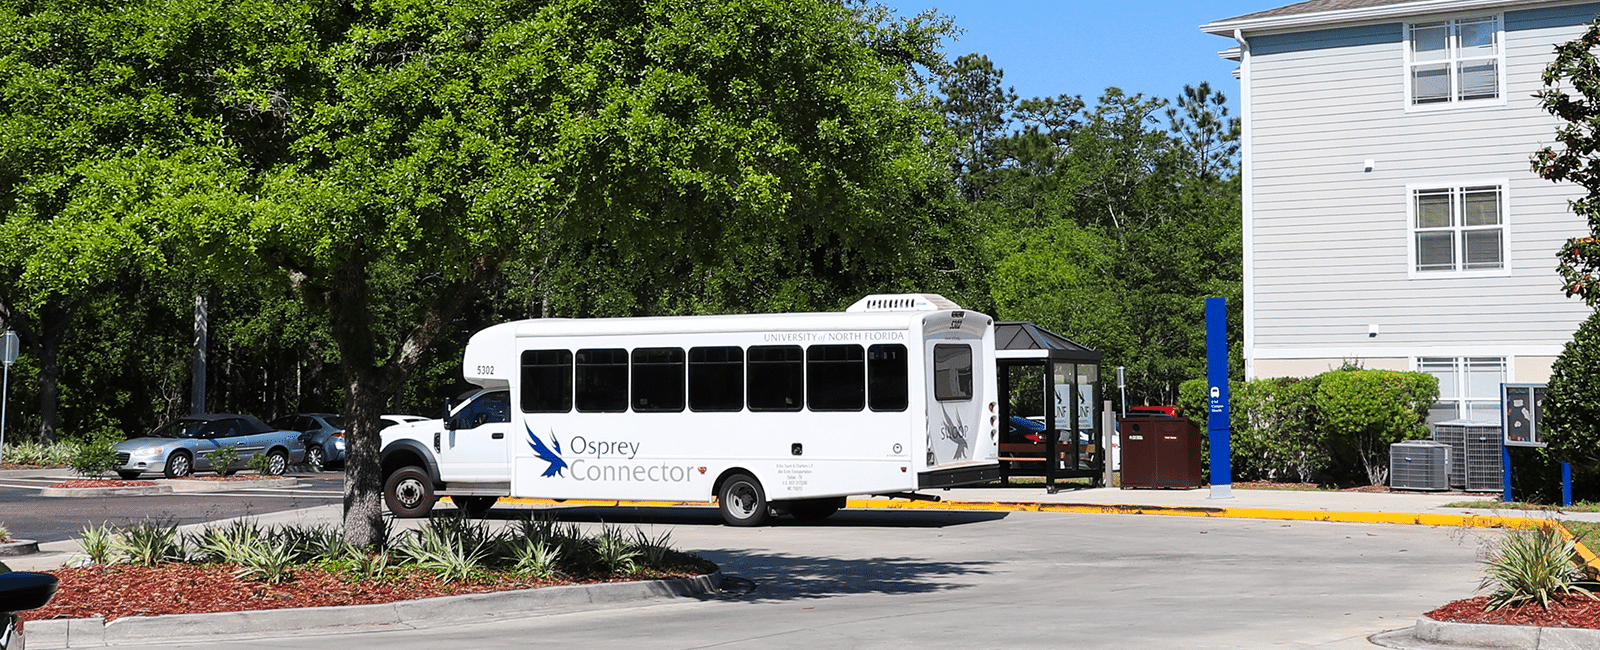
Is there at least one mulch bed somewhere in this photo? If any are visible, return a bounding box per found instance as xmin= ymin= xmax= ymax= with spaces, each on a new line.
xmin=23 ymin=559 xmax=717 ymax=622
xmin=1427 ymin=594 xmax=1600 ymax=629
xmin=45 ymin=479 xmax=157 ymax=488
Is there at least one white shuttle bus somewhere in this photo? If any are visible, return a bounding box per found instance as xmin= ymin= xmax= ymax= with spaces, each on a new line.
xmin=379 ymin=294 xmax=1000 ymax=526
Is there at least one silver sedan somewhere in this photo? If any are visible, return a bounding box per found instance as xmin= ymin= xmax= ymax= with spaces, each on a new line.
xmin=113 ymin=414 xmax=306 ymax=479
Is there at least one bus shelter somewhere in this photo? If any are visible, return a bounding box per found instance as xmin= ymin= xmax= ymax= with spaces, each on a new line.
xmin=995 ymin=322 xmax=1104 ymax=493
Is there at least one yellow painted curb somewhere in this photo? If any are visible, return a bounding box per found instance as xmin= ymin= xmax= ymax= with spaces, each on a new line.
xmin=1556 ymin=524 xmax=1600 ymax=579
xmin=468 ymin=495 xmax=1548 ymax=531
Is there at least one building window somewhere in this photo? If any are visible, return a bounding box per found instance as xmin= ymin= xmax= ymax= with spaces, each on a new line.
xmin=1407 ymin=15 xmax=1500 ymax=106
xmin=1411 ymin=184 xmax=1504 ymax=273
xmin=1418 ymin=357 xmax=1505 ymax=424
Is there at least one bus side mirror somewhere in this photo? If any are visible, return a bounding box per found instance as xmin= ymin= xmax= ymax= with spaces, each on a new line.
xmin=443 ymin=417 xmax=459 ymax=431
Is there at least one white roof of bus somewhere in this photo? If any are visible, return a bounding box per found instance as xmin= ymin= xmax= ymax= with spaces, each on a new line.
xmin=508 ymin=310 xmax=968 ymax=338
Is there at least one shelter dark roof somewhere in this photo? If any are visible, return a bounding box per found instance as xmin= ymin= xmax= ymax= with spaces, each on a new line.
xmin=1217 ymin=0 xmax=1416 ymax=23
xmin=995 ymin=322 xmax=1102 ymax=362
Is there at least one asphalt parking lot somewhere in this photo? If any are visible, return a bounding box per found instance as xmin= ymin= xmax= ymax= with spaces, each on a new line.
xmin=63 ymin=503 xmax=1491 ymax=650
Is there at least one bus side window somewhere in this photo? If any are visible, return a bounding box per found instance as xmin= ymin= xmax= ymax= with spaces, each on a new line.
xmin=867 ymin=344 xmax=908 ymax=412
xmin=807 ymin=344 xmax=864 ymax=412
xmin=748 ymin=345 xmax=803 ymax=411
xmin=633 ymin=347 xmax=686 ymax=412
xmin=521 ymin=349 xmax=573 ymax=413
xmin=689 ymin=346 xmax=744 ymax=412
xmin=576 ymin=348 xmax=628 ymax=412
xmin=933 ymin=344 xmax=974 ymax=401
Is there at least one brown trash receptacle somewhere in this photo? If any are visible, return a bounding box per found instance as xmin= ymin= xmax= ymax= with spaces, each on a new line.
xmin=1118 ymin=416 xmax=1203 ymax=489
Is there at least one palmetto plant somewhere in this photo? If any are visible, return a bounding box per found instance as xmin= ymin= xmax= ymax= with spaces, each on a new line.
xmin=233 ymin=539 xmax=298 ymax=584
xmin=193 ymin=519 xmax=265 ymax=565
xmin=589 ymin=525 xmax=641 ymax=576
xmin=115 ymin=520 xmax=186 ymax=567
xmin=77 ymin=522 xmax=117 ymax=565
xmin=395 ymin=515 xmax=498 ymax=583
xmin=1480 ymin=524 xmax=1597 ymax=610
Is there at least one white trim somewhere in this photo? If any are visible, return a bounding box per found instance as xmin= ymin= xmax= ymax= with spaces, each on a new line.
xmin=996 ymin=350 xmax=1052 ymax=359
xmin=1402 ymin=13 xmax=1507 ymax=112
xmin=1238 ymin=29 xmax=1257 ymax=381
xmin=1404 ymin=178 xmax=1512 ymax=279
xmin=1253 ymin=345 xmax=1566 ymax=358
xmin=1201 ymin=0 xmax=1571 ymax=36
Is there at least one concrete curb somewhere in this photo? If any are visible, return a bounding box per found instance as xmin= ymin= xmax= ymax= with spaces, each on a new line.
xmin=1370 ymin=616 xmax=1600 ymax=649
xmin=24 ymin=571 xmax=722 ymax=648
xmin=166 ymin=477 xmax=301 ymax=492
xmin=38 ymin=484 xmax=171 ymax=498
xmin=0 ymin=539 xmax=39 ymax=556
xmin=498 ymin=495 xmax=1550 ymax=531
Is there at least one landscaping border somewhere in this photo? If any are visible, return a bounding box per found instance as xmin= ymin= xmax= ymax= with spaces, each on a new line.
xmin=25 ymin=570 xmax=722 ymax=649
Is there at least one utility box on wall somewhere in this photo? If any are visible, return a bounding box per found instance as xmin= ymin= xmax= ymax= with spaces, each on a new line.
xmin=1118 ymin=415 xmax=1203 ymax=489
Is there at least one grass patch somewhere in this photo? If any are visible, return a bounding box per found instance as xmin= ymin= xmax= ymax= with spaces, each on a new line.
xmin=1443 ymin=500 xmax=1600 ymax=513
xmin=1565 ymin=521 xmax=1600 ymax=551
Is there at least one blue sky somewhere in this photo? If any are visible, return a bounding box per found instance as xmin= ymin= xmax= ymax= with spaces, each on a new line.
xmin=877 ymin=1 xmax=1285 ymax=115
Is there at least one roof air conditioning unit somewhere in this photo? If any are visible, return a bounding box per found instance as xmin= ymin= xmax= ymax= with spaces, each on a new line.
xmin=846 ymin=294 xmax=960 ymax=313
xmin=1390 ymin=440 xmax=1450 ymax=492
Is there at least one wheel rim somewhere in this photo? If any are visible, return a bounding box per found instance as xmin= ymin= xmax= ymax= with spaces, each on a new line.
xmin=172 ymin=454 xmax=191 ymax=476
xmin=395 ymin=477 xmax=425 ymax=509
xmin=269 ymin=453 xmax=287 ymax=475
xmin=307 ymin=447 xmax=324 ymax=470
xmin=727 ymin=481 xmax=759 ymax=519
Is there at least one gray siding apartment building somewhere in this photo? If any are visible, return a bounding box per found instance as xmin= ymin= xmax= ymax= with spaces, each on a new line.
xmin=1203 ymin=0 xmax=1596 ymax=423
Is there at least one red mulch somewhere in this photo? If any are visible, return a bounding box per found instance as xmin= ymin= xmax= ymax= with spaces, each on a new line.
xmin=23 ymin=560 xmax=715 ymax=622
xmin=45 ymin=479 xmax=157 ymax=488
xmin=1427 ymin=594 xmax=1600 ymax=629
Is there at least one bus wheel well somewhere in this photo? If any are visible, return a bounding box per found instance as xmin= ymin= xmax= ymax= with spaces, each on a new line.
xmin=383 ymin=450 xmax=429 ymax=479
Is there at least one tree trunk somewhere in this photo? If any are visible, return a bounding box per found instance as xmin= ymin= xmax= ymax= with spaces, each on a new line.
xmin=340 ymin=373 xmax=391 ymax=548
xmin=37 ymin=330 xmax=60 ymax=445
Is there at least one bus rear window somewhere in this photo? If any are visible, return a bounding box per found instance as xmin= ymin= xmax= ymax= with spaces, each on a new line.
xmin=632 ymin=348 xmax=685 ymax=412
xmin=867 ymin=344 xmax=908 ymax=411
xmin=807 ymin=344 xmax=864 ymax=411
xmin=748 ymin=345 xmax=803 ymax=411
xmin=933 ymin=344 xmax=974 ymax=401
xmin=576 ymin=348 xmax=628 ymax=412
xmin=521 ymin=349 xmax=573 ymax=413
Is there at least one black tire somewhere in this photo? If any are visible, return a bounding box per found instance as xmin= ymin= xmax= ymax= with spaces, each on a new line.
xmin=264 ymin=449 xmax=289 ymax=476
xmin=117 ymin=470 xmax=141 ymax=480
xmin=718 ymin=473 xmax=770 ymax=527
xmin=305 ymin=445 xmax=326 ymax=473
xmin=163 ymin=451 xmax=193 ymax=478
xmin=454 ymin=496 xmax=498 ymax=517
xmin=790 ymin=497 xmax=844 ymax=521
xmin=384 ymin=466 xmax=437 ymax=518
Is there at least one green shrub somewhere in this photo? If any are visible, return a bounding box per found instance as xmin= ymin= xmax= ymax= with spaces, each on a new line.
xmin=588 ymin=525 xmax=641 ymax=576
xmin=0 ymin=523 xmax=10 ymax=543
xmin=3 ymin=440 xmax=78 ymax=467
xmin=1545 ymin=310 xmax=1600 ymax=472
xmin=193 ymin=519 xmax=266 ymax=565
xmin=1315 ymin=369 xmax=1437 ymax=486
xmin=233 ymin=539 xmax=298 ymax=584
xmin=69 ymin=440 xmax=119 ymax=478
xmin=1479 ymin=525 xmax=1595 ymax=610
xmin=395 ymin=515 xmax=497 ymax=582
xmin=204 ymin=445 xmax=240 ymax=476
xmin=246 ymin=451 xmax=274 ymax=474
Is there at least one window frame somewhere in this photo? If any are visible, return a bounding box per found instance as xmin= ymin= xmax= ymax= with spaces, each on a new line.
xmin=1406 ymin=180 xmax=1510 ymax=278
xmin=1415 ymin=356 xmax=1508 ymax=424
xmin=1403 ymin=13 xmax=1505 ymax=111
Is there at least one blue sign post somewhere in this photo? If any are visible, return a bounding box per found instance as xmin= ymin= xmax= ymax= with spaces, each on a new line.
xmin=1206 ymin=298 xmax=1232 ymax=499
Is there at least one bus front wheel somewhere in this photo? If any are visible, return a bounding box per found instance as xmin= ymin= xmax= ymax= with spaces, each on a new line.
xmin=718 ymin=473 xmax=770 ymax=527
xmin=384 ymin=466 xmax=438 ymax=518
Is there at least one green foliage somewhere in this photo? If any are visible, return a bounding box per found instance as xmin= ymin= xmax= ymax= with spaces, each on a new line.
xmin=1178 ymin=369 xmax=1437 ymax=486
xmin=631 ymin=528 xmax=677 ymax=574
xmin=0 ymin=523 xmax=10 ymax=543
xmin=1535 ymin=21 xmax=1600 ymax=306
xmin=68 ymin=432 xmax=120 ymax=479
xmin=114 ymin=520 xmax=186 ymax=567
xmin=509 ymin=539 xmax=563 ymax=580
xmin=1479 ymin=525 xmax=1595 ymax=610
xmin=205 ymin=445 xmax=241 ymax=477
xmin=1545 ymin=310 xmax=1600 ymax=472
xmin=588 ymin=526 xmax=643 ymax=576
xmin=246 ymin=451 xmax=274 ymax=475
xmin=233 ymin=539 xmax=299 ymax=585
xmin=193 ymin=520 xmax=266 ymax=565
xmin=2 ymin=440 xmax=78 ymax=467
xmin=395 ymin=515 xmax=497 ymax=583
xmin=1314 ymin=369 xmax=1437 ymax=485
xmin=77 ymin=523 xmax=117 ymax=565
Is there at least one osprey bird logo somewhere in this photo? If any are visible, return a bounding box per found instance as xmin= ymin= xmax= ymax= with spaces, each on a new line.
xmin=527 ymin=426 xmax=568 ymax=477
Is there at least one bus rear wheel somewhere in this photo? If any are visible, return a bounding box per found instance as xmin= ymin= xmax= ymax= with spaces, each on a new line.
xmin=718 ymin=473 xmax=770 ymax=527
